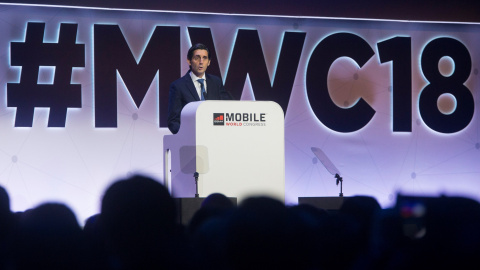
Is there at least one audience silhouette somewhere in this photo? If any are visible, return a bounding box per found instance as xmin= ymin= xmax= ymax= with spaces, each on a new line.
xmin=98 ymin=174 xmax=190 ymax=270
xmin=14 ymin=202 xmax=85 ymax=270
xmin=1 ymin=179 xmax=480 ymax=270
xmin=0 ymin=186 xmax=14 ymax=269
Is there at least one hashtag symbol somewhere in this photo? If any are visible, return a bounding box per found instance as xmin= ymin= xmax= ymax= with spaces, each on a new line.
xmin=7 ymin=22 xmax=85 ymax=127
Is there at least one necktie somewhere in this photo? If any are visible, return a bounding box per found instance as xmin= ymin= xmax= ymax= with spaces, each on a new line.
xmin=197 ymin=79 xmax=206 ymax=100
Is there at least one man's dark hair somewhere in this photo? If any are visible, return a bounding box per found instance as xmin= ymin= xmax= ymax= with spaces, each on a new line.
xmin=187 ymin=43 xmax=210 ymax=60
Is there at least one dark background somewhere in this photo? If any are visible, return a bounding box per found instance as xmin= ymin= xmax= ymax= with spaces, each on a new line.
xmin=2 ymin=0 xmax=480 ymax=23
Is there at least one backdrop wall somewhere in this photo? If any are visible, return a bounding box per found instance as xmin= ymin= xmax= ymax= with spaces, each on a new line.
xmin=0 ymin=3 xmax=479 ymax=223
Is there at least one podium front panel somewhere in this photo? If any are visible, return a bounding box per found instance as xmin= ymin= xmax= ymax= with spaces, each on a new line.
xmin=196 ymin=101 xmax=285 ymax=202
xmin=164 ymin=101 xmax=285 ymax=203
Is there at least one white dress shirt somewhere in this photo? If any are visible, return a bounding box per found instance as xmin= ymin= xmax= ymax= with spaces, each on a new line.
xmin=189 ymin=71 xmax=207 ymax=100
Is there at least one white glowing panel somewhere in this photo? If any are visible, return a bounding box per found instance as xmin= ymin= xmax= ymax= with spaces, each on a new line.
xmin=164 ymin=101 xmax=285 ymax=202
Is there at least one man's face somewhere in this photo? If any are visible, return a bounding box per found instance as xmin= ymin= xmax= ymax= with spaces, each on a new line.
xmin=187 ymin=49 xmax=211 ymax=77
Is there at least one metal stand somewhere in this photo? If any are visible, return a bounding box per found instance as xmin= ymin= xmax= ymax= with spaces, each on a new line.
xmin=335 ymin=173 xmax=343 ymax=197
xmin=193 ymin=172 xmax=199 ymax=198
xmin=311 ymin=147 xmax=345 ymax=197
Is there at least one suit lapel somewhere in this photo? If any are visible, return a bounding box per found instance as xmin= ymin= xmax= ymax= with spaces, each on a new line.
xmin=205 ymin=74 xmax=215 ymax=100
xmin=183 ymin=73 xmax=200 ymax=101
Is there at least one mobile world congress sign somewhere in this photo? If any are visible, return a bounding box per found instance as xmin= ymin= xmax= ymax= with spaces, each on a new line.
xmin=0 ymin=3 xmax=478 ymax=223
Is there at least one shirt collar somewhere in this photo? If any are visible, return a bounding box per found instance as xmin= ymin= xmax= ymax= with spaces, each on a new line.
xmin=189 ymin=71 xmax=206 ymax=82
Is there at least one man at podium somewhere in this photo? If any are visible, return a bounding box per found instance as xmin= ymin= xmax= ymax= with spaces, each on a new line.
xmin=167 ymin=43 xmax=233 ymax=134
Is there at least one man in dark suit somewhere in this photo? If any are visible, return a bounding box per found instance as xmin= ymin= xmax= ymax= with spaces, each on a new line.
xmin=167 ymin=43 xmax=233 ymax=134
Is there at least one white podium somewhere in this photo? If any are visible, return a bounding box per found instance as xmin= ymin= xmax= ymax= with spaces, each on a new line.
xmin=163 ymin=101 xmax=285 ymax=203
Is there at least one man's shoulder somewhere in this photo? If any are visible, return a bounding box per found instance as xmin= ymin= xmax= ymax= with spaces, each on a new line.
xmin=205 ymin=73 xmax=223 ymax=84
xmin=206 ymin=73 xmax=221 ymax=80
xmin=170 ymin=73 xmax=190 ymax=87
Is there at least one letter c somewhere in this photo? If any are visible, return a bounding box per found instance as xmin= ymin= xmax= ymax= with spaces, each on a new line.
xmin=306 ymin=32 xmax=376 ymax=132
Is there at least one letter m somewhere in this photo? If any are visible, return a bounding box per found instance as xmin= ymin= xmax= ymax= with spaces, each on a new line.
xmin=94 ymin=24 xmax=180 ymax=127
xmin=225 ymin=113 xmax=235 ymax=121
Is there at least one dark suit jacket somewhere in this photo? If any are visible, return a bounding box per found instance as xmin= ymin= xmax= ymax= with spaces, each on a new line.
xmin=167 ymin=71 xmax=233 ymax=134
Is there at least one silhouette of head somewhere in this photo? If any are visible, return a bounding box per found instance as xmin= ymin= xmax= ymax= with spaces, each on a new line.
xmin=226 ymin=196 xmax=301 ymax=270
xmin=101 ymin=174 xmax=176 ymax=236
xmin=0 ymin=186 xmax=10 ymax=214
xmin=0 ymin=185 xmax=13 ymax=240
xmin=16 ymin=202 xmax=83 ymax=269
xmin=201 ymin=193 xmax=234 ymax=210
xmin=100 ymin=174 xmax=177 ymax=268
xmin=339 ymin=195 xmax=381 ymax=228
